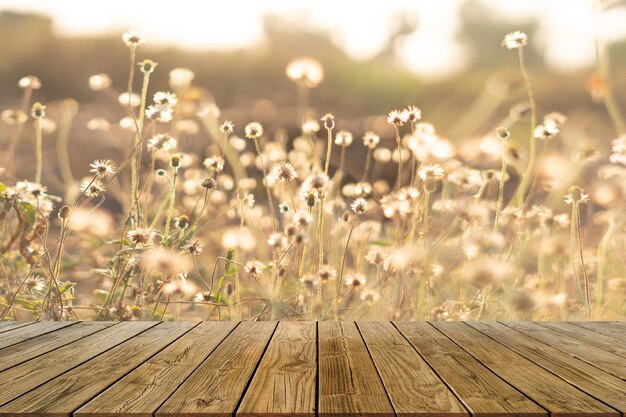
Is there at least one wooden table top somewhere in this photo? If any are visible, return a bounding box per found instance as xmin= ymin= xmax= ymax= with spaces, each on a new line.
xmin=0 ymin=321 xmax=624 ymax=417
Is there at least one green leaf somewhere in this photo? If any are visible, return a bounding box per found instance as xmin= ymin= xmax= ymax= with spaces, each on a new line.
xmin=19 ymin=202 xmax=36 ymax=231
xmin=58 ymin=281 xmax=77 ymax=294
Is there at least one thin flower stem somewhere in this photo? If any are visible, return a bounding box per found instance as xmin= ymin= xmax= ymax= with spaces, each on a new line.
xmin=515 ymin=46 xmax=537 ymax=206
xmin=361 ymin=147 xmax=372 ymax=183
xmin=34 ymin=117 xmax=43 ymax=184
xmin=253 ymin=138 xmax=276 ymax=232
xmin=394 ymin=125 xmax=403 ymax=190
xmin=130 ymin=71 xmax=151 ymax=225
xmin=575 ymin=203 xmax=592 ymax=318
xmin=494 ymin=139 xmax=507 ymax=231
xmin=163 ymin=167 xmax=178 ymax=239
xmin=336 ymin=214 xmax=358 ymax=317
xmin=324 ymin=126 xmax=333 ymax=176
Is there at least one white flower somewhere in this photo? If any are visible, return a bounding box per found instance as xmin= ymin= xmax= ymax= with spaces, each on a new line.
xmin=153 ymin=91 xmax=178 ymax=107
xmin=89 ymin=74 xmax=112 ymax=91
xmin=610 ymin=135 xmax=626 ymax=166
xmin=122 ymin=32 xmax=145 ymax=47
xmin=285 ymin=57 xmax=324 ymax=88
xmin=418 ymin=164 xmax=445 ymax=180
xmin=502 ymin=31 xmax=528 ymax=49
xmin=564 ymin=186 xmax=589 ymax=205
xmin=387 ymin=109 xmax=408 ymax=126
xmin=145 ymin=104 xmax=173 ymax=123
xmin=147 ymin=134 xmax=177 ymax=152
xmin=334 ymin=130 xmax=353 ymax=146
xmin=245 ymin=122 xmax=263 ymax=139
xmin=350 ymin=198 xmax=368 ymax=215
xmin=362 ymin=132 xmax=380 ymax=149
xmin=89 ymin=160 xmax=116 ymax=178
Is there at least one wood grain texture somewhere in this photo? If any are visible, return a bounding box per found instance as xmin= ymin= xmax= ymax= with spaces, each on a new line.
xmin=75 ymin=321 xmax=236 ymax=417
xmin=432 ymin=321 xmax=620 ymax=417
xmin=0 ymin=321 xmax=113 ymax=372
xmin=318 ymin=321 xmax=394 ymax=417
xmin=237 ymin=321 xmax=317 ymax=417
xmin=571 ymin=322 xmax=626 ymax=342
xmin=157 ymin=321 xmax=277 ymax=417
xmin=0 ymin=321 xmax=154 ymax=406
xmin=537 ymin=322 xmax=626 ymax=357
xmin=471 ymin=321 xmax=626 ymax=414
xmin=504 ymin=321 xmax=626 ymax=380
xmin=0 ymin=321 xmax=195 ymax=417
xmin=0 ymin=321 xmax=76 ymax=350
xmin=358 ymin=321 xmax=467 ymax=417
xmin=0 ymin=321 xmax=624 ymax=417
xmin=395 ymin=321 xmax=546 ymax=417
xmin=0 ymin=321 xmax=34 ymax=334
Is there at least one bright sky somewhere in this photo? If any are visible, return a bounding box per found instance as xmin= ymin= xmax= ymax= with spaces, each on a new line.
xmin=1 ymin=0 xmax=625 ymax=78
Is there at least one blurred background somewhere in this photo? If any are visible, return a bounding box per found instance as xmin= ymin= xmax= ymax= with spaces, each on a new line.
xmin=1 ymin=0 xmax=625 ymax=113
xmin=0 ymin=0 xmax=625 ymax=184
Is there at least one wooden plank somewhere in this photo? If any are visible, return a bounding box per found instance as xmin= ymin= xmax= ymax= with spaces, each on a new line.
xmin=504 ymin=321 xmax=626 ymax=380
xmin=237 ymin=321 xmax=317 ymax=417
xmin=471 ymin=321 xmax=626 ymax=414
xmin=395 ymin=321 xmax=546 ymax=417
xmin=538 ymin=322 xmax=626 ymax=357
xmin=0 ymin=321 xmax=155 ymax=406
xmin=432 ymin=321 xmax=620 ymax=416
xmin=317 ymin=321 xmax=394 ymax=417
xmin=571 ymin=322 xmax=626 ymax=342
xmin=357 ymin=321 xmax=467 ymax=417
xmin=0 ymin=321 xmax=76 ymax=350
xmin=0 ymin=321 xmax=34 ymax=334
xmin=0 ymin=321 xmax=195 ymax=417
xmin=157 ymin=321 xmax=277 ymax=417
xmin=75 ymin=321 xmax=236 ymax=417
xmin=0 ymin=321 xmax=113 ymax=372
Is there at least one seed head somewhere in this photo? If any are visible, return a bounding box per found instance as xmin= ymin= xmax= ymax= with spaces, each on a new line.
xmin=345 ymin=273 xmax=366 ymax=287
xmin=127 ymin=228 xmax=157 ymax=246
xmin=272 ymin=162 xmax=298 ymax=182
xmin=244 ymin=260 xmax=265 ymax=278
xmin=58 ymin=205 xmax=71 ymax=220
xmin=200 ymin=177 xmax=218 ymax=190
xmin=184 ymin=240 xmax=204 ymax=255
xmin=320 ymin=113 xmax=335 ymax=130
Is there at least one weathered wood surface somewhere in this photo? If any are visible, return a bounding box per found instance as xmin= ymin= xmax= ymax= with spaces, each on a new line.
xmin=0 ymin=321 xmax=623 ymax=417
